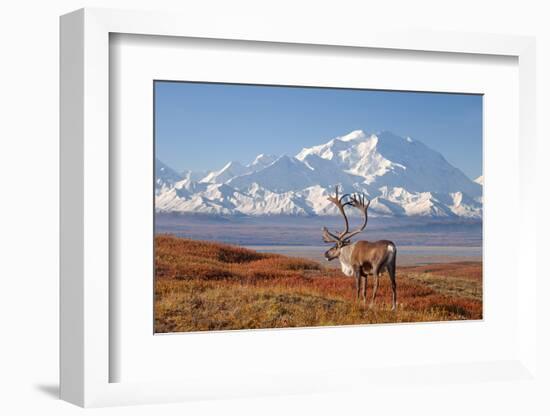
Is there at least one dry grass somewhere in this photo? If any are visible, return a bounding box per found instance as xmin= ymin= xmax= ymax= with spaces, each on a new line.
xmin=400 ymin=262 xmax=482 ymax=281
xmin=155 ymin=235 xmax=482 ymax=333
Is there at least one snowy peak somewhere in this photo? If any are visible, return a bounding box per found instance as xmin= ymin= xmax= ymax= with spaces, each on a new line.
xmin=200 ymin=161 xmax=248 ymax=184
xmin=181 ymin=169 xmax=207 ymax=182
xmin=198 ymin=154 xmax=279 ymax=185
xmin=338 ymin=129 xmax=367 ymax=142
xmin=474 ymin=175 xmax=483 ymax=185
xmin=228 ymin=155 xmax=319 ymax=193
xmin=156 ymin=159 xmax=182 ymax=191
xmin=297 ymin=130 xmax=481 ymax=197
xmin=156 ymin=129 xmax=483 ymax=218
xmin=249 ymin=153 xmax=278 ymax=170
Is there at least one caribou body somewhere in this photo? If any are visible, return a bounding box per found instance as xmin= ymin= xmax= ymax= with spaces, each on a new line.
xmin=322 ymin=187 xmax=397 ymax=310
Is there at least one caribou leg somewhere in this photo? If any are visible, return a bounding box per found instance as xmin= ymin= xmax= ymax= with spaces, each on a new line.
xmin=361 ymin=272 xmax=368 ymax=305
xmin=369 ymin=269 xmax=380 ymax=308
xmin=354 ymin=268 xmax=362 ymax=301
xmin=387 ymin=262 xmax=397 ymax=311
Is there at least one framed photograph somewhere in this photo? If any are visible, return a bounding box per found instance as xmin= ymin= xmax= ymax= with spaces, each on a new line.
xmin=60 ymin=8 xmax=538 ymax=408
xmin=153 ymin=81 xmax=483 ymax=333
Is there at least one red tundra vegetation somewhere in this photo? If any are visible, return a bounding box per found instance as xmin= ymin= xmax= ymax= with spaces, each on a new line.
xmin=155 ymin=235 xmax=482 ymax=333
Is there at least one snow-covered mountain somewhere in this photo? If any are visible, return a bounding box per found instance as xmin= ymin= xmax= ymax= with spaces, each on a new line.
xmin=156 ymin=130 xmax=483 ymax=218
xmin=156 ymin=160 xmax=183 ymax=192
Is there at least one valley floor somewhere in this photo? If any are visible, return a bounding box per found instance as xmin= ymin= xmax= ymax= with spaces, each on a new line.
xmin=154 ymin=235 xmax=482 ymax=333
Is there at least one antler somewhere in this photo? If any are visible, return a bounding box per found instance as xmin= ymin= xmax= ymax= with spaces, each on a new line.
xmin=324 ymin=185 xmax=352 ymax=241
xmin=322 ymin=227 xmax=340 ymax=243
xmin=322 ymin=186 xmax=370 ymax=243
xmin=342 ymin=193 xmax=370 ymax=240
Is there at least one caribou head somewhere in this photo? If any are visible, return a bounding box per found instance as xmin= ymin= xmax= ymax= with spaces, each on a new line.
xmin=322 ymin=186 xmax=370 ymax=261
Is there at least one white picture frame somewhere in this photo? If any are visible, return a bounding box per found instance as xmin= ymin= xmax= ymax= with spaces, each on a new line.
xmin=60 ymin=8 xmax=538 ymax=408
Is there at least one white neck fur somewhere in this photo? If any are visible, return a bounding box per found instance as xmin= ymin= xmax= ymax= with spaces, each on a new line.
xmin=338 ymin=243 xmax=356 ymax=277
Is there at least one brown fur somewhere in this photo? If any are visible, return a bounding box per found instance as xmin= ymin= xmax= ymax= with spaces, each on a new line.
xmin=351 ymin=240 xmax=394 ymax=272
xmin=350 ymin=240 xmax=397 ymax=310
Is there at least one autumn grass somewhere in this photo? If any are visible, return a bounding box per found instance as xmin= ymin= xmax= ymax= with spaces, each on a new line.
xmin=155 ymin=235 xmax=482 ymax=333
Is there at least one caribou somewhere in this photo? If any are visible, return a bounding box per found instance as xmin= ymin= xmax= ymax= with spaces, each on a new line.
xmin=322 ymin=186 xmax=397 ymax=310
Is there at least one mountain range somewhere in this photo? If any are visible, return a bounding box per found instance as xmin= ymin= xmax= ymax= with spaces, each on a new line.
xmin=155 ymin=130 xmax=483 ymax=218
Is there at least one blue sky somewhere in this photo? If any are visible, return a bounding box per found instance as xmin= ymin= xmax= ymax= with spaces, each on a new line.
xmin=155 ymin=81 xmax=482 ymax=179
